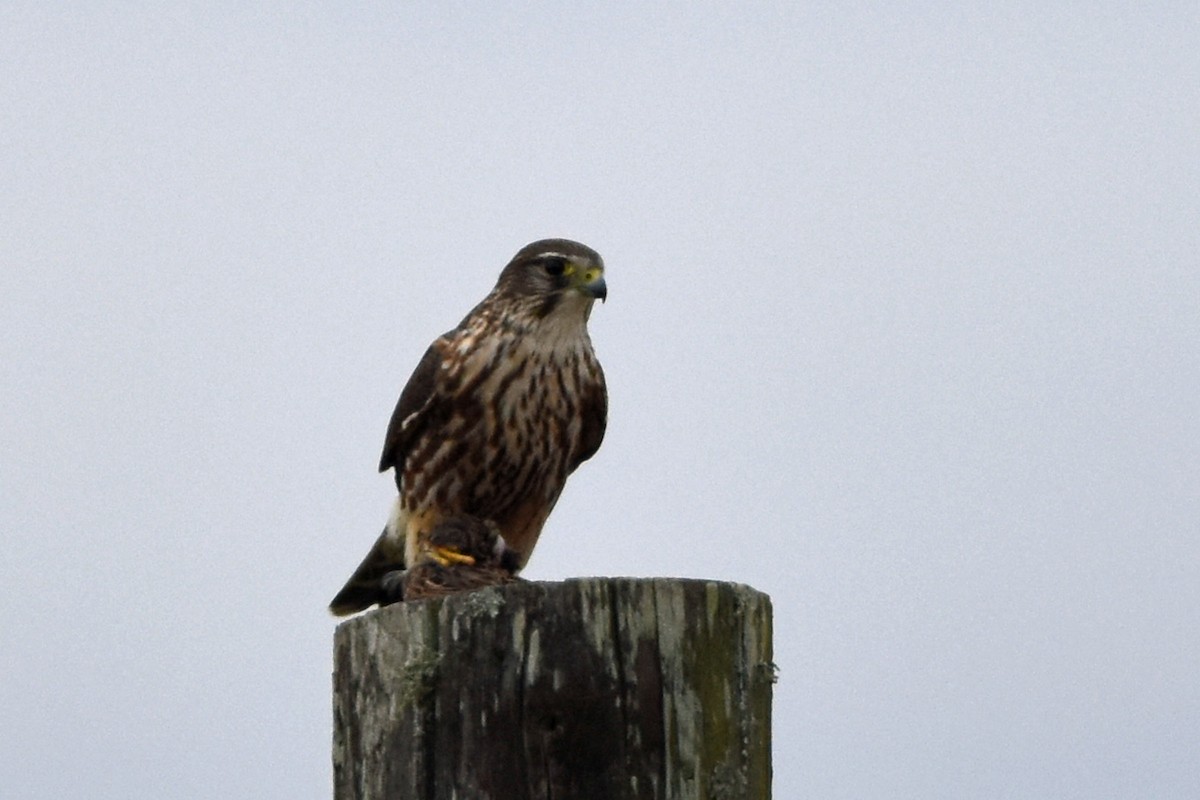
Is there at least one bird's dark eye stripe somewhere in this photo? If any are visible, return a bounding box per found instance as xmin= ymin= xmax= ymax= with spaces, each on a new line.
xmin=541 ymin=256 xmax=568 ymax=276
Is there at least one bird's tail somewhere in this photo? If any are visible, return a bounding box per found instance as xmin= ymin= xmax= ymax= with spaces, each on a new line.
xmin=328 ymin=504 xmax=406 ymax=616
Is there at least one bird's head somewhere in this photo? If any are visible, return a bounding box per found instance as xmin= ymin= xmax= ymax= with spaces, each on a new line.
xmin=495 ymin=238 xmax=607 ymax=321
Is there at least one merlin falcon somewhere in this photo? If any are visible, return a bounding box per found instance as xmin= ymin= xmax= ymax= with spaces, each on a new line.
xmin=329 ymin=239 xmax=608 ymax=615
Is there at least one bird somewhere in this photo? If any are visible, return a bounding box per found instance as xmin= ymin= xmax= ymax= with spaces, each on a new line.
xmin=329 ymin=238 xmax=607 ymax=616
xmin=385 ymin=514 xmax=521 ymax=602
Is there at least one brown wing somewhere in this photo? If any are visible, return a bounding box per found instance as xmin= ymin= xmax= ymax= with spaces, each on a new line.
xmin=378 ymin=338 xmax=448 ymax=481
xmin=569 ymin=360 xmax=607 ymax=473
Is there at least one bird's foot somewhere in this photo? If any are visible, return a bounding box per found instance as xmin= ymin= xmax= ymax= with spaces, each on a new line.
xmin=430 ymin=545 xmax=476 ymax=567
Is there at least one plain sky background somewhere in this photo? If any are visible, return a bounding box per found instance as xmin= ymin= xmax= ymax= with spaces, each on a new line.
xmin=3 ymin=3 xmax=1198 ymax=798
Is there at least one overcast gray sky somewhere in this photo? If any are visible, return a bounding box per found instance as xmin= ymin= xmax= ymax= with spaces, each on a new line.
xmin=3 ymin=4 xmax=1198 ymax=798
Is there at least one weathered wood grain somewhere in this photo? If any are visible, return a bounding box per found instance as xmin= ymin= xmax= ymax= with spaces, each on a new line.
xmin=333 ymin=578 xmax=773 ymax=800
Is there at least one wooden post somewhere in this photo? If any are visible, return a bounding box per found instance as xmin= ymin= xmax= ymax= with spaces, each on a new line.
xmin=332 ymin=578 xmax=774 ymax=800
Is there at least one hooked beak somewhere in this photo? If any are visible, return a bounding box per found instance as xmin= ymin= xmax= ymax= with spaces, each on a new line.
xmin=581 ymin=273 xmax=607 ymax=303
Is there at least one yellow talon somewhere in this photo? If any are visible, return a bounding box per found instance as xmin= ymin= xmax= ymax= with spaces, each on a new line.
xmin=431 ymin=545 xmax=476 ymax=567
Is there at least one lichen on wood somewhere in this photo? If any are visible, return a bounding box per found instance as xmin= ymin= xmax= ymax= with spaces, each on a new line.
xmin=333 ymin=578 xmax=773 ymax=800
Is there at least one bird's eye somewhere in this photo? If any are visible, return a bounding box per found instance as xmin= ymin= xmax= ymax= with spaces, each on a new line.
xmin=542 ymin=257 xmax=567 ymax=277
